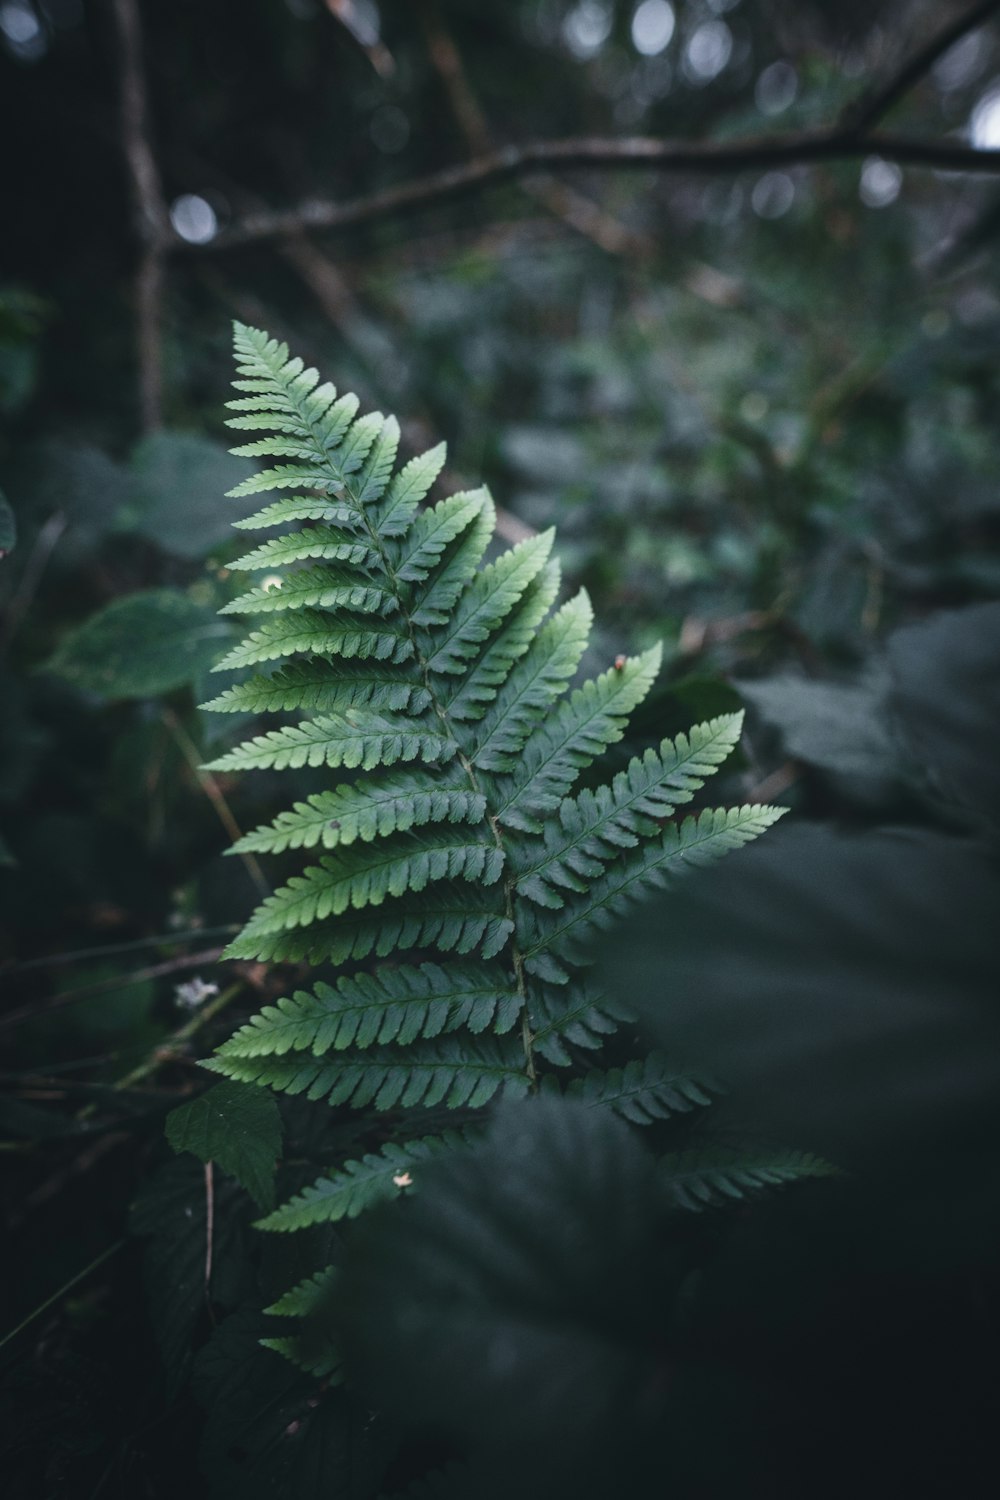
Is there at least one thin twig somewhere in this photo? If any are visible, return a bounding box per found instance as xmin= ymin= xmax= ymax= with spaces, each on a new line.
xmin=1 ymin=925 xmax=239 ymax=977
xmin=203 ymin=1160 xmax=216 ymax=1322
xmin=110 ymin=979 xmax=244 ymax=1094
xmin=844 ymin=0 xmax=1000 ymax=136
xmin=161 ymin=707 xmax=270 ymax=899
xmin=0 ymin=511 xmax=67 ymax=654
xmin=111 ymin=0 xmax=171 ymax=429
xmin=0 ymin=1239 xmax=126 ymax=1352
xmin=0 ymin=948 xmax=227 ymax=1033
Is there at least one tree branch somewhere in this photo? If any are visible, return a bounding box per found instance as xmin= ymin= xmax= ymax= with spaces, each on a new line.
xmin=195 ymin=130 xmax=1000 ymax=254
xmin=844 ymin=0 xmax=1000 ymax=136
xmin=111 ymin=0 xmax=171 ymax=429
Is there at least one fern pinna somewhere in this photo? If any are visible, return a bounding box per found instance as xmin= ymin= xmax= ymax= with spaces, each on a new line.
xmin=201 ymin=324 xmax=787 ymax=1360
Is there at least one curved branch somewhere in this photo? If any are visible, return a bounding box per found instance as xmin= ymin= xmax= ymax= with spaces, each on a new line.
xmin=845 ymin=0 xmax=1000 ymax=136
xmin=191 ymin=130 xmax=1000 ymax=254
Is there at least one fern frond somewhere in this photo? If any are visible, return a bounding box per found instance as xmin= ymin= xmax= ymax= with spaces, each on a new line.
xmin=212 ymin=610 xmax=412 ymax=672
xmin=222 ymin=886 xmax=512 ymax=965
xmin=513 ymin=713 xmax=746 ymax=907
xmin=659 ymin=1147 xmax=840 ymax=1211
xmin=529 ymin=985 xmax=631 ymax=1066
xmin=204 ymin=710 xmax=453 ymax=773
xmin=518 ymin=804 xmax=787 ymax=980
xmin=444 ymin=561 xmax=562 ymax=723
xmin=420 ymin=529 xmax=555 ymax=676
xmin=257 ymin=1134 xmax=467 ymax=1232
xmin=206 ymin=1037 xmax=531 ymax=1111
xmin=408 ymin=488 xmax=495 ymax=626
xmin=219 ymin=570 xmax=392 ymax=617
xmin=231 ymin=776 xmax=484 ymax=855
xmin=393 ymin=490 xmax=486 ymax=585
xmin=230 ymin=497 xmax=356 ymax=530
xmin=235 ymin=834 xmax=503 ymax=939
xmin=566 ymin=1054 xmax=716 ymax=1124
xmin=493 ymin=644 xmax=663 ymax=831
xmin=226 ymin=526 xmax=373 ymax=571
xmin=219 ymin=963 xmax=522 ymax=1060
xmin=372 ymin=441 xmax=446 ymax=536
xmin=199 ymin=659 xmax=427 ymax=716
xmin=200 ymin=326 xmax=794 ymax=1266
xmin=261 ymin=1265 xmax=343 ymax=1379
xmin=265 ymin=1264 xmax=339 ymax=1318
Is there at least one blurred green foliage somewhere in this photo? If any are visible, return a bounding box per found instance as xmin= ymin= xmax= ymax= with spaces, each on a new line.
xmin=2 ymin=1 xmax=1000 ymax=1495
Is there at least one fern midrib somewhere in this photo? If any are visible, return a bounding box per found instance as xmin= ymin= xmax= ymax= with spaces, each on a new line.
xmin=287 ymin=392 xmax=538 ymax=1088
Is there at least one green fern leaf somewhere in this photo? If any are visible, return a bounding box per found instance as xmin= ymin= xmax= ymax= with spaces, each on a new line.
xmin=566 ymin=1054 xmax=716 ymax=1124
xmin=421 ymin=529 xmax=555 ymax=676
xmin=204 ymin=710 xmax=453 ymax=773
xmin=220 ymin=570 xmax=392 ymax=617
xmin=493 ymin=644 xmax=663 ymax=830
xmin=513 ymin=713 xmax=746 ymax=906
xmin=530 ymin=985 xmax=631 ymax=1066
xmin=374 ymin=441 xmax=447 ymax=536
xmin=261 ymin=1265 xmax=343 ymax=1380
xmin=444 ymin=561 xmax=562 ymax=723
xmin=258 ymin=1134 xmax=467 ymax=1232
xmin=237 ymin=834 xmax=503 ymax=936
xmin=212 ymin=610 xmax=412 ymax=672
xmin=229 ymin=496 xmax=356 ymax=530
xmin=231 ymin=775 xmax=484 ymax=855
xmin=227 ymin=526 xmax=373 ymax=572
xmin=218 ymin=963 xmax=521 ymax=1058
xmin=222 ymin=886 xmax=512 ymax=965
xmin=467 ymin=590 xmax=592 ymax=762
xmin=199 ymin=659 xmax=427 ymax=716
xmin=519 ymin=804 xmax=787 ymax=979
xmin=659 ymin=1147 xmax=840 ymax=1211
xmin=206 ymin=1037 xmax=531 ymax=1111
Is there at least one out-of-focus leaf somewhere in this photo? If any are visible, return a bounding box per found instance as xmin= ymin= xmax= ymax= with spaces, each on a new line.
xmin=0 ymin=490 xmax=16 ymax=557
xmin=604 ymin=822 xmax=1000 ymax=1165
xmin=126 ymin=432 xmax=253 ymax=558
xmin=738 ymin=669 xmax=898 ymax=781
xmin=888 ymin=603 xmax=1000 ymax=826
xmin=192 ymin=1309 xmax=389 ymax=1500
xmin=342 ymin=1096 xmax=686 ymax=1499
xmin=167 ymin=1081 xmax=283 ymax=1211
xmin=44 ymin=588 xmax=233 ymax=699
xmin=0 ymin=831 xmax=15 ymax=867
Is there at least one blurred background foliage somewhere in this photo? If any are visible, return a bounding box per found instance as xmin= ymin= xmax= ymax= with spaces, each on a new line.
xmin=2 ymin=1 xmax=1000 ymax=1495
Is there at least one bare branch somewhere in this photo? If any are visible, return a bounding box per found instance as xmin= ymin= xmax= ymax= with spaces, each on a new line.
xmin=844 ymin=0 xmax=1000 ymax=136
xmin=196 ymin=130 xmax=1000 ymax=255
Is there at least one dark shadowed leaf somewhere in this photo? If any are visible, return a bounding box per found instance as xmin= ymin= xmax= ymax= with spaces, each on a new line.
xmin=342 ymin=1096 xmax=687 ymax=1499
xmin=888 ymin=603 xmax=1000 ymax=825
xmin=130 ymin=1157 xmax=254 ymax=1398
xmin=192 ymin=1309 xmax=390 ymax=1500
xmin=44 ymin=588 xmax=233 ymax=698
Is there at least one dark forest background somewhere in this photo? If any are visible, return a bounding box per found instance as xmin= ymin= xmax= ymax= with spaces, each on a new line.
xmin=2 ymin=2 xmax=1000 ymax=1495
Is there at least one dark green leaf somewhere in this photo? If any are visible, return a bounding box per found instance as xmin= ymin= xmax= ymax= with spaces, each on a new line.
xmin=167 ymin=1081 xmax=283 ymax=1210
xmin=44 ymin=588 xmax=233 ymax=699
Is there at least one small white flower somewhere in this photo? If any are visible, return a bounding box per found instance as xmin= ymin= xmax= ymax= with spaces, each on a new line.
xmin=174 ymin=977 xmax=220 ymax=1011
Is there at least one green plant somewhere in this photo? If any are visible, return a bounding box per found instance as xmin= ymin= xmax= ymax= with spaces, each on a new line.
xmin=183 ymin=324 xmax=789 ymax=1376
